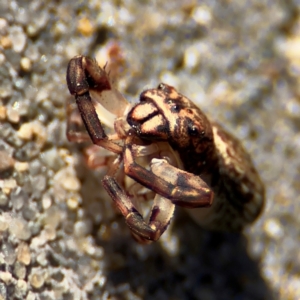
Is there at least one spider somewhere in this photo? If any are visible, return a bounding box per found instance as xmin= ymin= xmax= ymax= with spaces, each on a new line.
xmin=66 ymin=56 xmax=265 ymax=243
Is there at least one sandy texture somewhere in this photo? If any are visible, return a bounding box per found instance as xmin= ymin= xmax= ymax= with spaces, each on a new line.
xmin=0 ymin=1 xmax=300 ymax=299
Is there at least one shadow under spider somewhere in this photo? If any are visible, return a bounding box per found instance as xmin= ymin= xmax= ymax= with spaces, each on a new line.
xmin=100 ymin=209 xmax=274 ymax=300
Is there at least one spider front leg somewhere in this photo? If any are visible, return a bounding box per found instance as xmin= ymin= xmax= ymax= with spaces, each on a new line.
xmin=102 ymin=137 xmax=213 ymax=242
xmin=123 ymin=136 xmax=214 ymax=208
xmin=66 ymin=55 xmax=130 ymax=154
xmin=102 ymin=175 xmax=175 ymax=243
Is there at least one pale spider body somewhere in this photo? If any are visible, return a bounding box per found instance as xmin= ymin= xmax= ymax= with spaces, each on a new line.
xmin=66 ymin=56 xmax=265 ymax=243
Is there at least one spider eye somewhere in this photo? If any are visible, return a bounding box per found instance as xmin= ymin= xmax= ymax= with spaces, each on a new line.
xmin=158 ymin=83 xmax=166 ymax=90
xmin=167 ymin=100 xmax=181 ymax=113
xmin=188 ymin=125 xmax=199 ymax=136
xmin=171 ymin=105 xmax=180 ymax=113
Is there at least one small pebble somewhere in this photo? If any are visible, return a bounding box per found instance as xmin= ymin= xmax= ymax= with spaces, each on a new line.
xmin=0 ymin=79 xmax=13 ymax=99
xmin=83 ymin=240 xmax=98 ymax=256
xmin=191 ymin=5 xmax=212 ymax=26
xmin=9 ymin=26 xmax=27 ymax=53
xmin=22 ymin=206 xmax=37 ymax=221
xmin=29 ymin=269 xmax=45 ymax=289
xmin=6 ymin=106 xmax=20 ymax=123
xmin=15 ymin=279 xmax=28 ymax=297
xmin=36 ymin=251 xmax=48 ymax=267
xmin=11 ymin=187 xmax=27 ymax=210
xmin=0 ymin=106 xmax=6 ymax=120
xmin=2 ymin=242 xmax=16 ymax=265
xmin=9 ymin=218 xmax=31 ymax=241
xmin=42 ymin=195 xmax=52 ymax=210
xmin=183 ymin=44 xmax=201 ymax=70
xmin=0 ymin=271 xmax=12 ymax=284
xmin=0 ymin=36 xmax=12 ymax=49
xmin=61 ymin=175 xmax=81 ymax=192
xmin=17 ymin=243 xmax=31 ymax=265
xmin=74 ymin=220 xmax=92 ymax=237
xmin=20 ymin=57 xmax=32 ymax=72
xmin=0 ymin=150 xmax=14 ymax=178
xmin=52 ymin=271 xmax=64 ymax=282
xmin=17 ymin=121 xmax=46 ymax=147
xmin=41 ymin=148 xmax=64 ymax=171
xmin=30 ymin=234 xmax=47 ymax=248
xmin=13 ymin=261 xmax=26 ymax=279
xmin=0 ymin=193 xmax=8 ymax=206
xmin=282 ymin=36 xmax=300 ymax=69
xmin=14 ymin=161 xmax=29 ymax=172
xmin=44 ymin=206 xmax=62 ymax=229
xmin=30 ymin=175 xmax=46 ymax=192
xmin=67 ymin=197 xmax=79 ymax=210
xmin=53 ymin=166 xmax=79 ymax=196
xmin=77 ymin=17 xmax=95 ymax=37
xmin=0 ymin=178 xmax=17 ymax=195
xmin=0 ymin=18 xmax=8 ymax=34
xmin=26 ymin=291 xmax=36 ymax=300
xmin=44 ymin=225 xmax=56 ymax=241
xmin=0 ymin=214 xmax=10 ymax=231
xmin=263 ymin=218 xmax=284 ymax=240
xmin=29 ymin=159 xmax=42 ymax=176
xmin=17 ymin=123 xmax=35 ymax=140
xmin=29 ymin=222 xmax=41 ymax=237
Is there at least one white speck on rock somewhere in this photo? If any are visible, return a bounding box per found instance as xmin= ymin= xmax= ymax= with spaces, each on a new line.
xmin=42 ymin=194 xmax=52 ymax=210
xmin=183 ymin=44 xmax=201 ymax=70
xmin=263 ymin=218 xmax=284 ymax=240
xmin=20 ymin=57 xmax=32 ymax=72
xmin=192 ymin=5 xmax=212 ymax=27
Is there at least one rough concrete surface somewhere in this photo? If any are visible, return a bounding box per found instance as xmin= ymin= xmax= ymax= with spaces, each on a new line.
xmin=0 ymin=1 xmax=300 ymax=299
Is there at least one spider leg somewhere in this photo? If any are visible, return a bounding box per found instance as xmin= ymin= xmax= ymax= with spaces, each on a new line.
xmin=102 ymin=175 xmax=175 ymax=243
xmin=66 ymin=97 xmax=92 ymax=143
xmin=67 ymin=56 xmax=124 ymax=154
xmin=123 ymin=136 xmax=214 ymax=208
